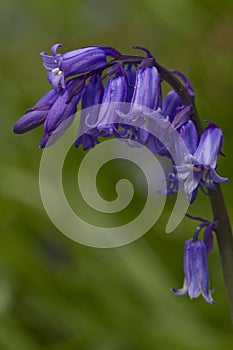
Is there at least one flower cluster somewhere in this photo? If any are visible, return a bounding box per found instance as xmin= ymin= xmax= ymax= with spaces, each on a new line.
xmin=14 ymin=44 xmax=228 ymax=304
xmin=13 ymin=43 xmax=227 ymax=203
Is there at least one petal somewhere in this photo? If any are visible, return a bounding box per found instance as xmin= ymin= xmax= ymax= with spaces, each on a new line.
xmin=102 ymin=74 xmax=127 ymax=104
xmin=125 ymin=60 xmax=161 ymax=118
xmin=51 ymin=43 xmax=62 ymax=56
xmin=172 ymin=105 xmax=193 ymax=129
xmin=136 ymin=127 xmax=150 ymax=145
xmin=174 ymin=165 xmax=191 ymax=180
xmin=13 ymin=89 xmax=59 ymax=133
xmin=33 ymin=89 xmax=59 ymax=107
xmin=40 ymin=113 xmax=75 ymax=148
xmin=66 ymin=76 xmax=86 ymax=103
xmin=162 ymin=90 xmax=182 ymax=121
xmin=179 ymin=120 xmax=198 ymax=155
xmin=201 ymin=289 xmax=215 ymax=304
xmin=47 ymin=70 xmax=65 ymax=91
xmin=184 ymin=240 xmax=202 ymax=299
xmin=188 ymin=240 xmax=203 ymax=299
xmin=207 ymin=168 xmax=228 ymax=184
xmin=146 ymin=133 xmax=167 ymax=155
xmin=189 ymin=187 xmax=198 ymax=203
xmin=81 ymin=74 xmax=104 ymax=128
xmin=195 ymin=123 xmax=223 ymax=168
xmin=75 ymin=133 xmax=99 ymax=150
xmin=40 ymin=52 xmax=57 ymax=70
xmin=58 ymin=47 xmax=108 ymax=77
xmin=13 ymin=111 xmax=48 ymax=134
xmin=171 ymin=279 xmax=188 ymax=296
xmin=44 ymin=81 xmax=82 ymax=133
xmin=195 ymin=240 xmax=214 ymax=304
xmin=184 ymin=171 xmax=202 ymax=195
xmin=97 ymin=74 xmax=128 ymax=134
xmin=125 ymin=66 xmax=136 ymax=103
xmin=14 ymin=110 xmax=47 ymax=134
xmin=76 ymin=74 xmax=104 ymax=149
xmin=183 ymin=239 xmax=194 ymax=286
xmin=40 ymin=45 xmax=62 ymax=70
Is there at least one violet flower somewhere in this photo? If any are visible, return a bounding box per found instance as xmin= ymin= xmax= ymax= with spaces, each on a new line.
xmin=39 ymin=78 xmax=85 ymax=148
xmin=96 ymin=66 xmax=128 ymax=136
xmin=13 ymin=89 xmax=59 ymax=134
xmin=175 ymin=122 xmax=228 ymax=197
xmin=172 ymin=238 xmax=214 ymax=304
xmin=118 ymin=58 xmax=161 ymax=119
xmin=75 ymin=73 xmax=104 ymax=150
xmin=41 ymin=44 xmax=120 ymax=91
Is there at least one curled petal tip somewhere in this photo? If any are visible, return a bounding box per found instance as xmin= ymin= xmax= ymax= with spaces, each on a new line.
xmin=51 ymin=43 xmax=62 ymax=55
xmin=171 ymin=287 xmax=187 ymax=296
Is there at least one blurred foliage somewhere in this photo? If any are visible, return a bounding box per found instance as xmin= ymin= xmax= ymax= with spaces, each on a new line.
xmin=1 ymin=0 xmax=233 ymax=349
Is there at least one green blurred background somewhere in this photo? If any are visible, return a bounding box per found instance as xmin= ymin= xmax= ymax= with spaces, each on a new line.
xmin=1 ymin=0 xmax=233 ymax=349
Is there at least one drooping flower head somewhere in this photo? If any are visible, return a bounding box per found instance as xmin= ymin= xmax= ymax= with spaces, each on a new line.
xmin=172 ymin=238 xmax=215 ymax=304
xmin=172 ymin=216 xmax=217 ymax=304
xmin=13 ymin=43 xmax=227 ymax=202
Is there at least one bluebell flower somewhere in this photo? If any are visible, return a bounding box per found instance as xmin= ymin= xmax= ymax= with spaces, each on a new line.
xmin=161 ymin=90 xmax=182 ymax=120
xmin=96 ymin=65 xmax=128 ymax=136
xmin=175 ymin=122 xmax=227 ymax=198
xmin=124 ymin=64 xmax=136 ymax=103
xmin=13 ymin=89 xmax=59 ymax=134
xmin=13 ymin=44 xmax=123 ymax=147
xmin=41 ymin=44 xmax=120 ymax=91
xmin=179 ymin=120 xmax=198 ymax=156
xmin=172 ymin=238 xmax=215 ymax=304
xmin=118 ymin=58 xmax=161 ymax=119
xmin=39 ymin=78 xmax=85 ymax=148
xmin=75 ymin=73 xmax=104 ymax=150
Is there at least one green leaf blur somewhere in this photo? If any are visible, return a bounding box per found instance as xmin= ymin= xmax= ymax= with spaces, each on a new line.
xmin=1 ymin=0 xmax=233 ymax=349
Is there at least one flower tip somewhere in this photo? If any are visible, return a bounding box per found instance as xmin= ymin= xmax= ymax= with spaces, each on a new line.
xmin=204 ymin=295 xmax=215 ymax=305
xmin=13 ymin=123 xmax=21 ymax=134
xmin=13 ymin=120 xmax=29 ymax=134
xmin=40 ymin=43 xmax=62 ymax=58
xmin=39 ymin=134 xmax=49 ymax=148
xmin=170 ymin=287 xmax=187 ymax=296
xmin=51 ymin=43 xmax=62 ymax=55
xmin=170 ymin=288 xmax=177 ymax=294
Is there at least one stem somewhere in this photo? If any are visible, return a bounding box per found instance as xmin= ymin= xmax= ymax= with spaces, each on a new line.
xmin=117 ymin=54 xmax=233 ymax=324
xmin=157 ymin=62 xmax=233 ymax=327
xmin=193 ymin=223 xmax=208 ymax=241
xmin=153 ymin=62 xmax=203 ymax=137
xmin=210 ymin=185 xmax=233 ymax=326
